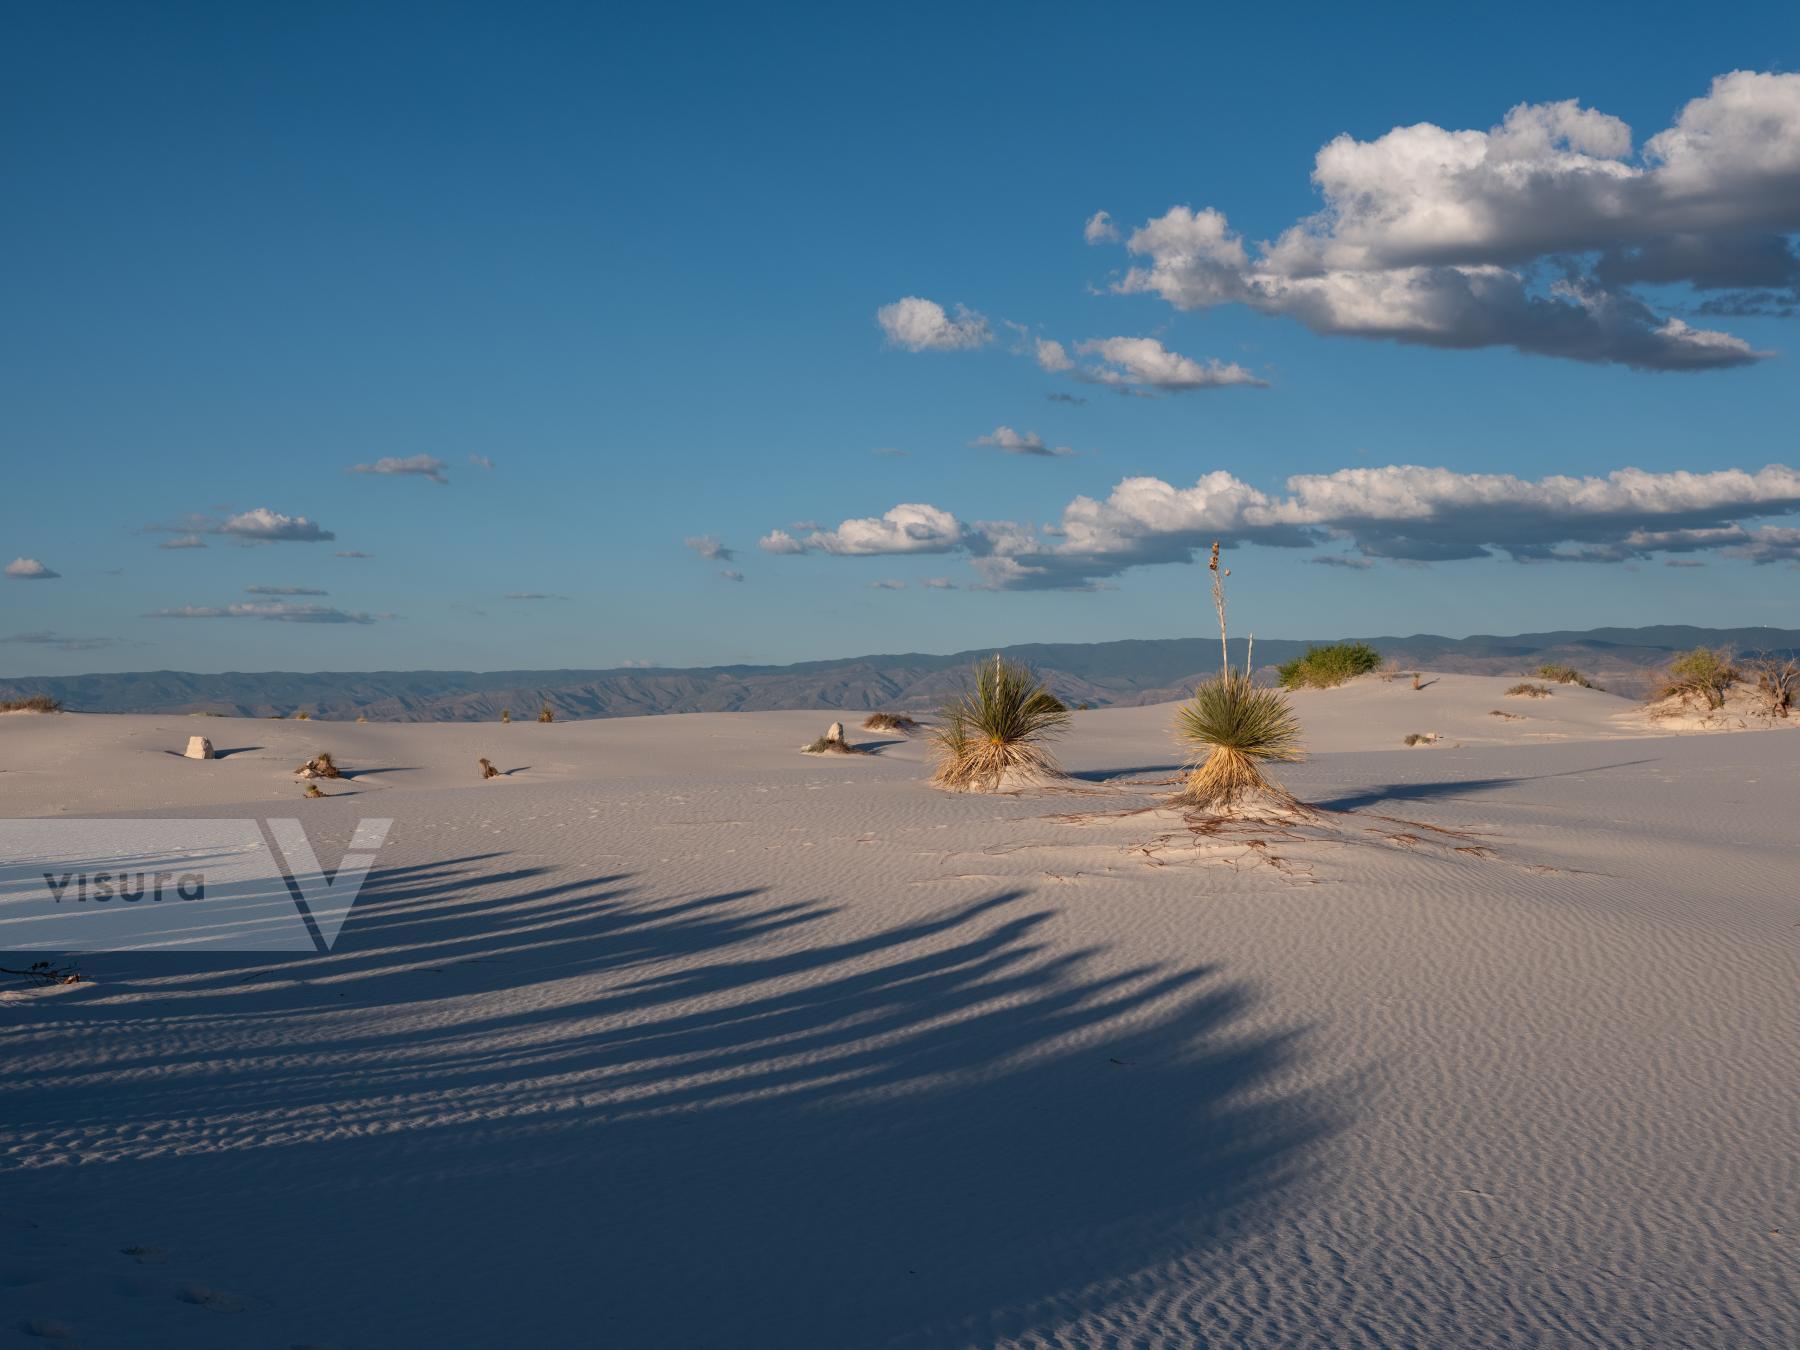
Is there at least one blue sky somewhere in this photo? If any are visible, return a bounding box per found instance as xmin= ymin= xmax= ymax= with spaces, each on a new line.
xmin=4 ymin=2 xmax=1798 ymax=676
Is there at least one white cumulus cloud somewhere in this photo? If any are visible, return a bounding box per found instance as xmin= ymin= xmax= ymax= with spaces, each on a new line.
xmin=762 ymin=461 xmax=1800 ymax=589
xmin=1083 ymin=211 xmax=1120 ymax=244
xmin=684 ymin=535 xmax=734 ymax=561
xmin=876 ymin=296 xmax=992 ymax=351
xmin=1072 ymin=336 xmax=1267 ymax=392
xmin=220 ymin=509 xmax=335 ymax=542
xmin=972 ymin=426 xmax=1074 ymax=458
xmin=1105 ymin=71 xmax=1800 ymax=369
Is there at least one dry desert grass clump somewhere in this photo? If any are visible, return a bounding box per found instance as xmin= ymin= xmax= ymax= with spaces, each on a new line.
xmin=930 ymin=654 xmax=1070 ymax=791
xmin=862 ymin=712 xmax=921 ymax=734
xmin=1507 ymin=682 xmax=1553 ymax=698
xmin=1276 ymin=641 xmax=1382 ymax=690
xmin=1489 ymin=709 xmax=1525 ymax=720
xmin=0 ymin=694 xmax=59 ymax=713
xmin=480 ymin=757 xmax=501 ymax=779
xmin=1402 ymin=732 xmax=1439 ymax=746
xmin=538 ymin=704 xmax=555 ymax=723
xmin=1174 ymin=543 xmax=1304 ymax=814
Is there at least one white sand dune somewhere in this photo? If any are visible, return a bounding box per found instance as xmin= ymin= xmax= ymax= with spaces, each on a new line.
xmin=2 ymin=675 xmax=1794 ymax=1347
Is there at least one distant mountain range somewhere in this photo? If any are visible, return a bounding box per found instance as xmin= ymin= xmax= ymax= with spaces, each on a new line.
xmin=5 ymin=626 xmax=1795 ymax=722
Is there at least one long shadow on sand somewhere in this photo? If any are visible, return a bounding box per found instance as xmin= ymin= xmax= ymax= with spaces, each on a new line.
xmin=10 ymin=856 xmax=1335 ymax=1347
xmin=1313 ymin=757 xmax=1661 ymax=812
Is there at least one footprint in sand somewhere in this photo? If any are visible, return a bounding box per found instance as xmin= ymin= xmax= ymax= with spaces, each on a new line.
xmin=175 ymin=1283 xmax=245 ymax=1312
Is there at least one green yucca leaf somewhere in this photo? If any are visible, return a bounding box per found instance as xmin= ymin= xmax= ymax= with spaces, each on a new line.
xmin=1175 ymin=670 xmax=1303 ymax=764
xmin=931 ymin=655 xmax=1070 ymax=790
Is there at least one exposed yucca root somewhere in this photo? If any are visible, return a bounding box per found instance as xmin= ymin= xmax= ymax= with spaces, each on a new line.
xmin=1175 ymin=746 xmax=1301 ymax=815
xmin=931 ymin=736 xmax=1062 ymax=792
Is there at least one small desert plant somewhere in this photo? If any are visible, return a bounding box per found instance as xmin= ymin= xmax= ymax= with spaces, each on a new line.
xmin=930 ymin=653 xmax=1071 ymax=791
xmin=303 ymin=782 xmax=324 ymax=798
xmin=1489 ymin=709 xmax=1524 ymax=720
xmin=355 ymin=714 xmax=368 ymax=723
xmin=1174 ymin=543 xmax=1304 ymax=813
xmin=1535 ymin=663 xmax=1592 ymax=687
xmin=1176 ymin=671 xmax=1304 ymax=809
xmin=1402 ymin=732 xmax=1438 ymax=746
xmin=1506 ymin=682 xmax=1552 ymax=698
xmin=1658 ymin=646 xmax=1738 ymax=710
xmin=803 ymin=734 xmax=869 ymax=755
xmin=862 ymin=712 xmax=920 ymax=733
xmin=1411 ymin=672 xmax=1423 ymax=690
xmin=0 ymin=959 xmax=81 ymax=986
xmin=294 ymin=751 xmax=342 ymax=779
xmin=1744 ymin=653 xmax=1798 ymax=717
xmin=296 ymin=710 xmax=310 ymax=721
xmin=0 ymin=694 xmax=60 ymax=713
xmin=1075 ymin=701 xmax=1092 ymax=711
xmin=538 ymin=705 xmax=555 ymax=723
xmin=1276 ymin=641 xmax=1382 ymax=690
xmin=501 ymin=708 xmax=512 ymax=724
xmin=480 ymin=757 xmax=501 ymax=779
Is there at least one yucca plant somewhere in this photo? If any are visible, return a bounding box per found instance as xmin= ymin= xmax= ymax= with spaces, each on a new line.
xmin=930 ymin=653 xmax=1071 ymax=791
xmin=1176 ymin=669 xmax=1304 ymax=811
xmin=1174 ymin=542 xmax=1305 ymax=814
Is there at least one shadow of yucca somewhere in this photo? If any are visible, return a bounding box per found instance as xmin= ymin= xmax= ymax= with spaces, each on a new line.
xmin=10 ymin=859 xmax=1333 ymax=1348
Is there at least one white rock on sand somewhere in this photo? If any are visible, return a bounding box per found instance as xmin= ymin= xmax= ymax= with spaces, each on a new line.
xmin=183 ymin=735 xmax=214 ymax=760
xmin=0 ymin=672 xmax=1793 ymax=1348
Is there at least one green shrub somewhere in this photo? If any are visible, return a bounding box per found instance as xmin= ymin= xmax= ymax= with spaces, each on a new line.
xmin=861 ymin=713 xmax=920 ymax=733
xmin=0 ymin=695 xmax=59 ymax=713
xmin=1506 ymin=682 xmax=1552 ymax=698
xmin=1658 ymin=647 xmax=1738 ymax=710
xmin=1276 ymin=642 xmax=1382 ymax=690
xmin=1536 ymin=664 xmax=1592 ymax=687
